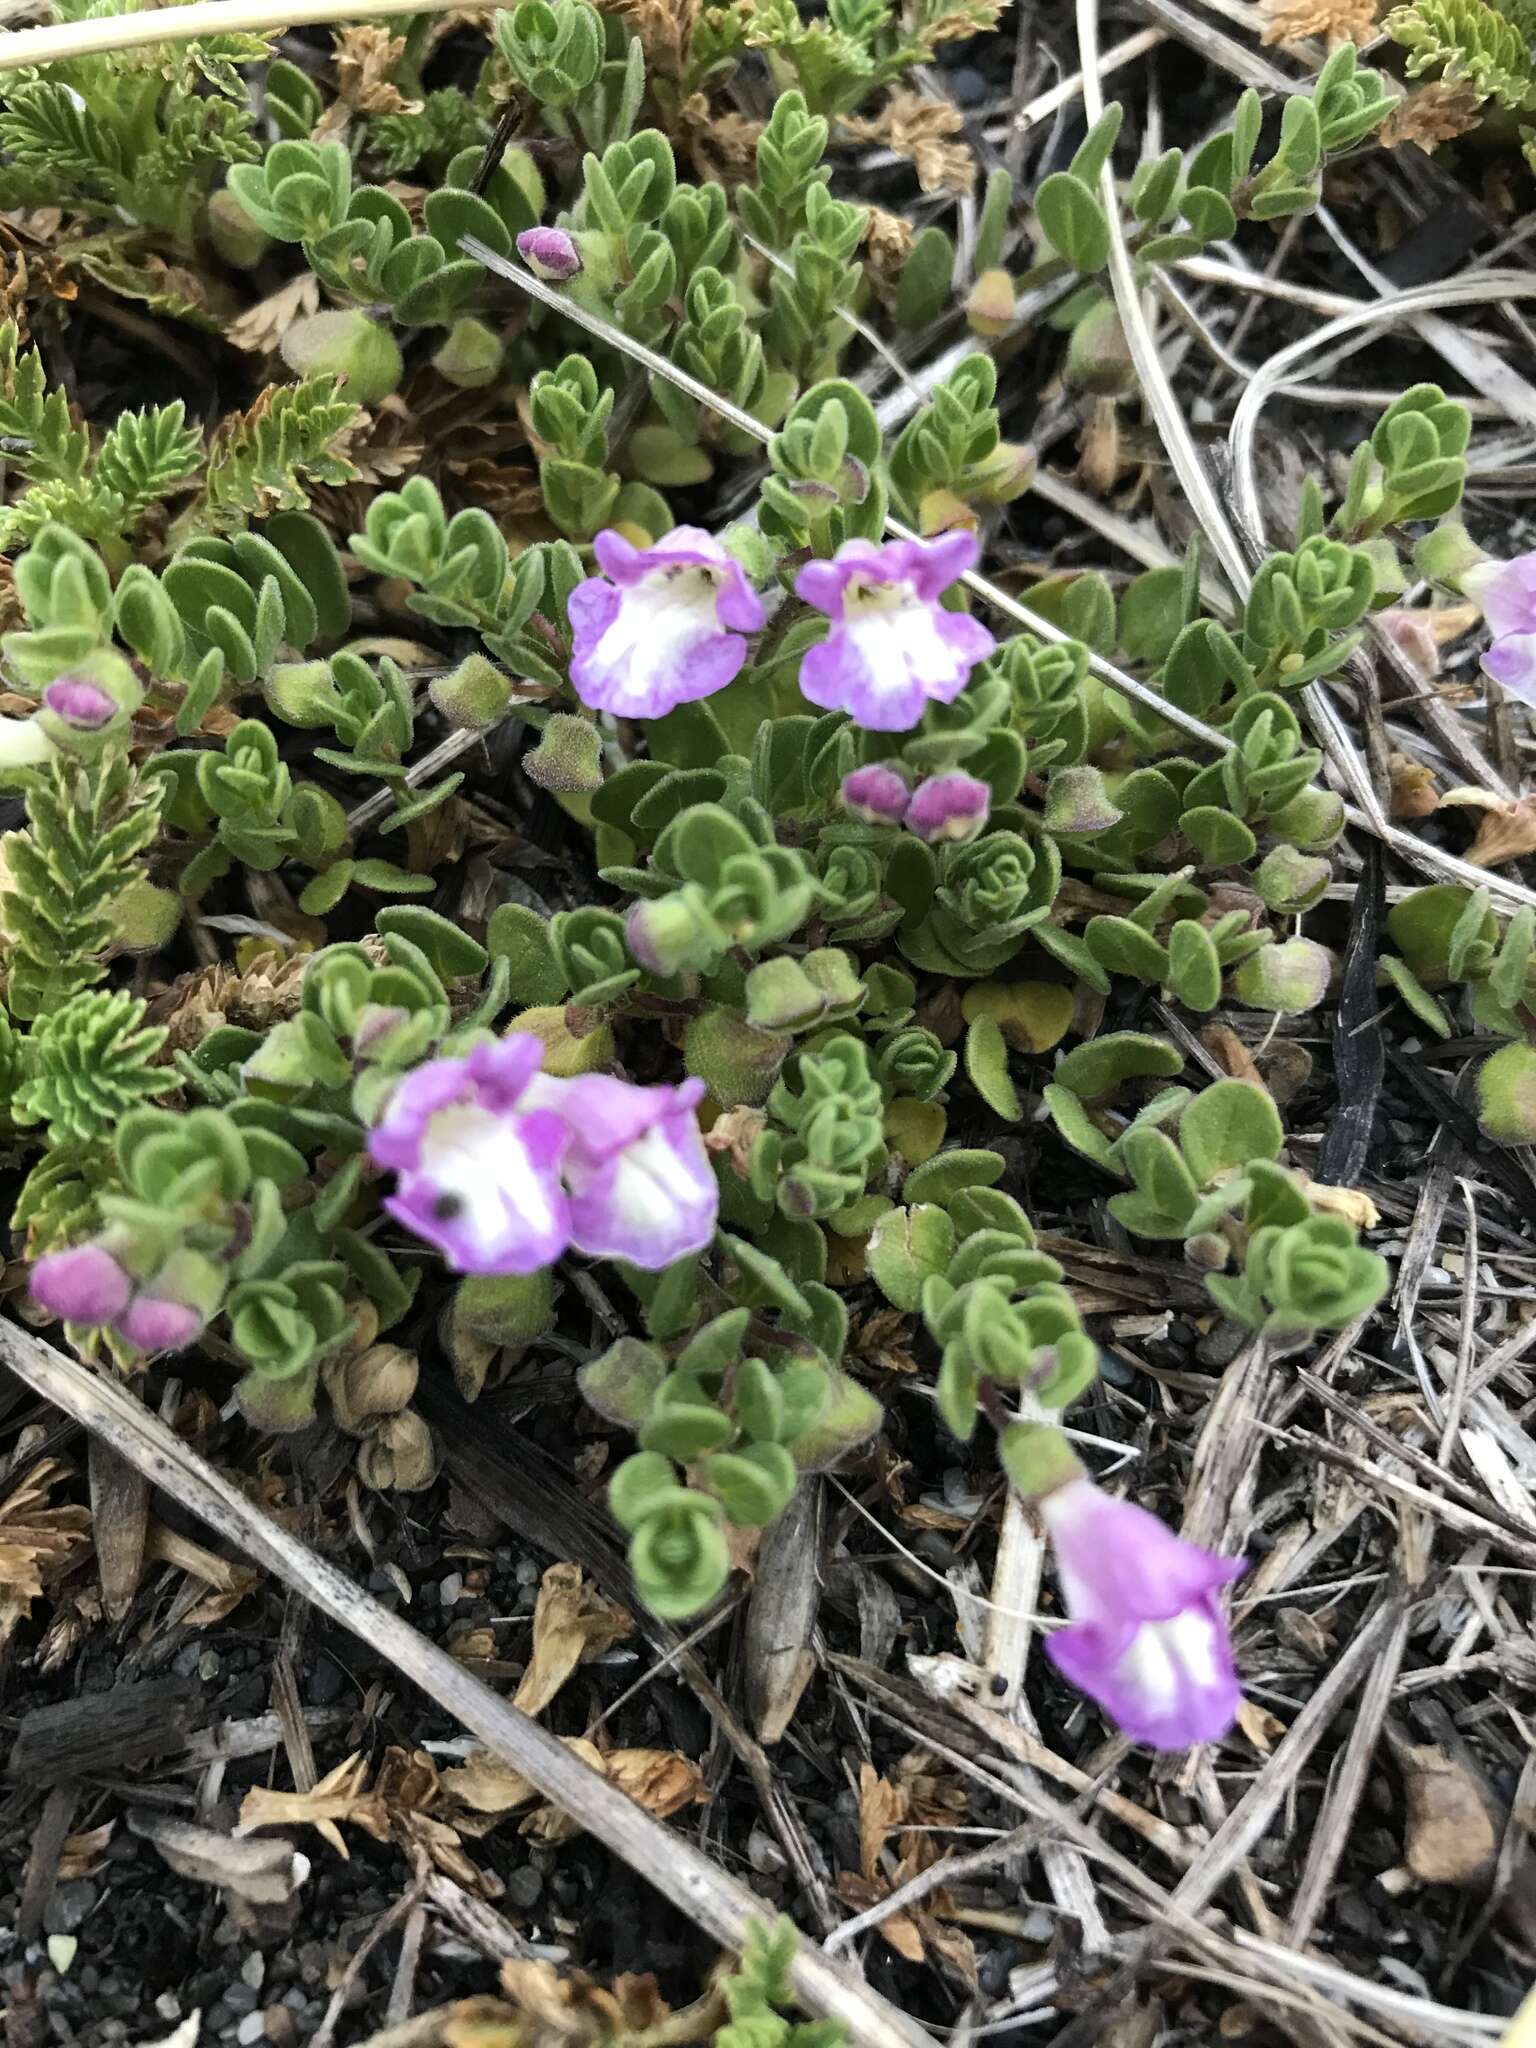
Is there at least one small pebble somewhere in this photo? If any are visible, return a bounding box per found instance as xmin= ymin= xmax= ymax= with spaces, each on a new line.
xmin=439 ymin=1572 xmax=464 ymax=1606
xmin=505 ymin=1865 xmax=542 ymax=1909
xmin=237 ymin=2015 xmax=266 ymax=2047
xmin=43 ymin=1883 xmax=98 ymax=1936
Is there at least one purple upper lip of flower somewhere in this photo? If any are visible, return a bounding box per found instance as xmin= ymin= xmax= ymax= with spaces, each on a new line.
xmin=793 ymin=531 xmax=996 ymax=733
xmin=1040 ymin=1478 xmax=1245 ymax=1750
xmin=568 ymin=526 xmax=766 ymax=722
xmin=1466 ymin=552 xmax=1536 ymax=703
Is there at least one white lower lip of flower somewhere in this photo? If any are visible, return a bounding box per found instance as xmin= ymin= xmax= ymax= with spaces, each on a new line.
xmin=1111 ymin=1608 xmax=1222 ymax=1716
xmin=608 ymin=1123 xmax=698 ymax=1216
xmin=423 ymin=1106 xmax=554 ymax=1255
xmin=0 ymin=717 xmax=57 ymax=770
xmin=590 ymin=569 xmax=721 ymax=713
xmin=844 ymin=603 xmax=960 ymax=698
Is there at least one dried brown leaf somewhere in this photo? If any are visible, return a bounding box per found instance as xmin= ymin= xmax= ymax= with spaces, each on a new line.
xmin=703 ymin=1106 xmax=766 ymax=1178
xmin=857 ymin=1761 xmax=908 ymax=1881
xmin=1399 ymin=1742 xmax=1500 ymax=1885
xmin=863 ymin=207 xmax=915 ymax=296
xmin=496 ymin=1957 xmax=684 ymax=2045
xmin=224 ymin=273 xmax=320 ymax=355
xmin=1379 ymin=81 xmax=1485 ymax=152
xmin=841 ymin=92 xmax=975 ymax=197
xmin=237 ymin=1751 xmax=379 ymax=1858
xmin=1458 ymin=795 xmax=1536 ymax=869
xmin=602 ymin=1747 xmax=709 ymax=1820
xmin=513 ymin=1563 xmax=632 ymax=1718
xmin=0 ymin=1459 xmax=92 ymax=1647
xmin=331 ymin=25 xmax=421 ymax=116
xmin=1235 ymin=1699 xmax=1288 ymax=1752
xmin=1389 ymin=751 xmax=1440 ymax=819
xmin=1259 ymin=0 xmax=1375 ymax=43
xmin=57 ymin=1823 xmax=114 ymax=1881
xmin=132 ymin=1811 xmax=309 ymax=1909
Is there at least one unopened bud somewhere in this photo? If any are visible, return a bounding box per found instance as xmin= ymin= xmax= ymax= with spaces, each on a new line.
xmin=207 ymin=187 xmax=273 ymax=269
xmin=965 ymin=267 xmax=1016 ymax=338
xmin=280 ymin=310 xmax=403 ymax=409
xmin=1066 ymin=299 xmax=1135 ymax=395
xmin=906 ymin=772 xmax=990 ymax=843
xmin=429 ymin=652 xmax=514 ymax=733
xmin=30 ymin=1244 xmax=132 ymax=1325
xmin=42 ymin=676 xmax=116 ymax=730
xmin=841 ymin=763 xmax=911 ymax=826
xmin=1414 ymin=520 xmax=1488 ymax=593
xmin=432 ymin=316 xmax=504 ymax=390
xmin=516 ymin=225 xmax=582 ymax=281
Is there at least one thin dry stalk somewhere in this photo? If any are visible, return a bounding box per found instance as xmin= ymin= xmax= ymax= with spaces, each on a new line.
xmin=0 ymin=1318 xmax=933 ymax=2048
xmin=1283 ymin=1600 xmax=1414 ymax=1946
xmin=0 ymin=0 xmax=464 ymax=70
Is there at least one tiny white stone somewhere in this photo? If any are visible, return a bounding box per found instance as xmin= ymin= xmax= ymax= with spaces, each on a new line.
xmin=47 ymin=1936 xmax=77 ymax=1974
xmin=237 ymin=2011 xmax=267 ymax=2046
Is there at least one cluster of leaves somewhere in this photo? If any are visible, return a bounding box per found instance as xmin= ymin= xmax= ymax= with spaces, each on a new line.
xmin=1045 ymin=1064 xmax=1388 ymax=1352
xmin=0 ymin=324 xmax=362 ymax=556
xmin=583 ymin=1306 xmax=879 ymax=1616
xmin=1033 ymin=51 xmax=1395 ymax=286
xmin=0 ymin=1 xmax=262 ymax=242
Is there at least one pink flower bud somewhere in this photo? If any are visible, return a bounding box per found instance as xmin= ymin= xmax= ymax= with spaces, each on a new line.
xmin=29 ymin=1244 xmax=132 ymax=1324
xmin=907 ymin=772 xmax=990 ymax=843
xmin=516 ymin=226 xmax=583 ymax=282
xmin=42 ymin=676 xmax=118 ymax=730
xmin=840 ymin=764 xmax=910 ymax=825
xmin=118 ymin=1294 xmax=204 ymax=1352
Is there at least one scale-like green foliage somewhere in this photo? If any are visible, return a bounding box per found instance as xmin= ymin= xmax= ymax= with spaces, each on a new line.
xmin=1386 ymin=0 xmax=1536 ymax=108
xmin=0 ymin=751 xmax=163 ymax=1022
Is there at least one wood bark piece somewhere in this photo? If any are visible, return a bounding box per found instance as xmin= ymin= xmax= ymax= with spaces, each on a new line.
xmin=88 ymin=1436 xmax=149 ymax=1623
xmin=743 ymin=1478 xmax=821 ymax=1743
xmin=0 ymin=1319 xmax=933 ymax=2048
xmin=7 ymin=1677 xmax=199 ymax=1783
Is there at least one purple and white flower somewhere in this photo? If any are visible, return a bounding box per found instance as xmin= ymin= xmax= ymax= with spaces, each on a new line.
xmin=568 ymin=526 xmax=765 ymax=721
xmin=1040 ymin=1476 xmax=1244 ymax=1750
xmin=794 ymin=532 xmax=995 ymax=732
xmin=1464 ymin=550 xmax=1536 ymax=702
xmin=369 ymin=1035 xmax=571 ymax=1276
xmin=526 ymin=1072 xmax=717 ymax=1268
xmin=840 ymin=763 xmax=911 ymax=825
xmin=517 ymin=226 xmax=583 ymax=281
xmin=907 ymin=772 xmax=990 ymax=843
